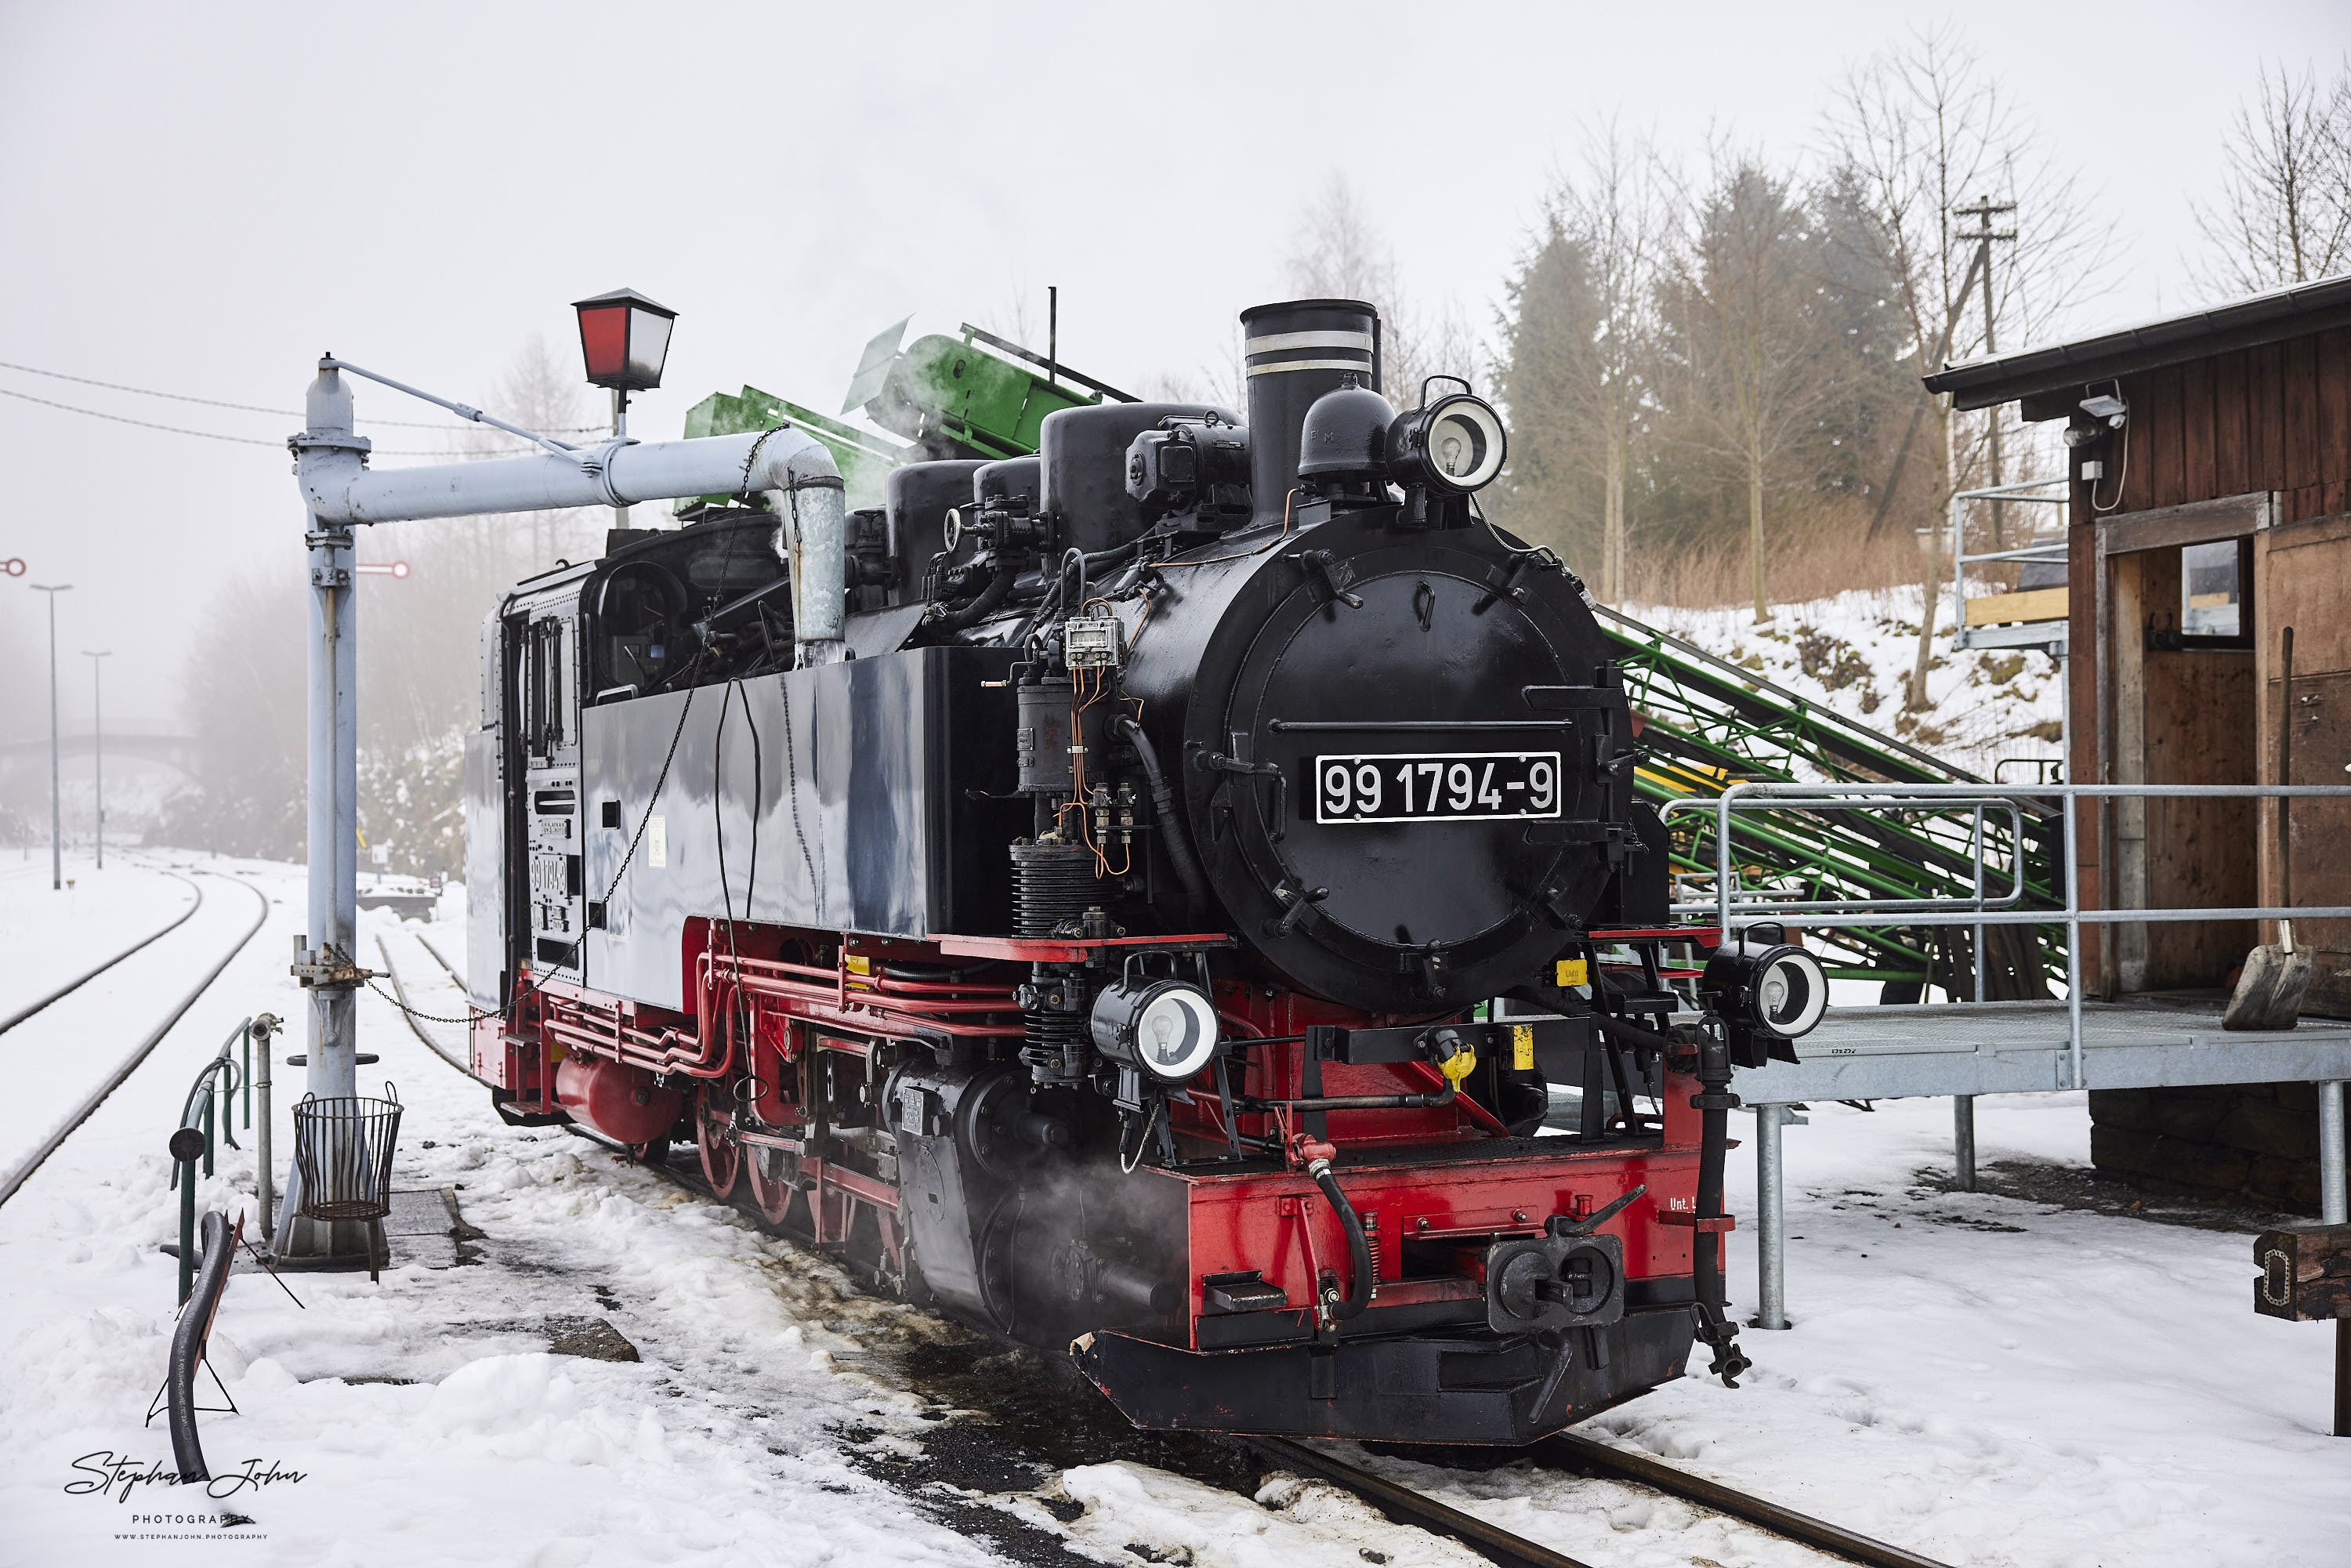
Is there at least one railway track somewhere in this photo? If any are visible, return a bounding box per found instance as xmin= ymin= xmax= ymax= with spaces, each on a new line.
xmin=536 ymin=1110 xmax=1951 ymax=1568
xmin=0 ymin=866 xmax=207 ymax=1035
xmin=0 ymin=868 xmax=272 ymax=1208
xmin=374 ymin=924 xmax=1951 ymax=1568
xmin=375 ymin=934 xmax=476 ymax=1077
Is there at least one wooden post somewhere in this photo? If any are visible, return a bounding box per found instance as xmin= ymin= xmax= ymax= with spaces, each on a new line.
xmin=2254 ymin=1222 xmax=2351 ymax=1436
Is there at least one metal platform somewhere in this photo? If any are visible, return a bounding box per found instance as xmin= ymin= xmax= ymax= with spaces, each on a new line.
xmin=1737 ymin=998 xmax=2351 ymax=1331
xmin=1738 ymin=999 xmax=2351 ymax=1103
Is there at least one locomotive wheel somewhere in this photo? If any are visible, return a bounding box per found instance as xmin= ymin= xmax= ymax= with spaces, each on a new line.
xmin=696 ymin=1088 xmax=741 ymax=1200
xmin=744 ymin=1143 xmax=795 ymax=1226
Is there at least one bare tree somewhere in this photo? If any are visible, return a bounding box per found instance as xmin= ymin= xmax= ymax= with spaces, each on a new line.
xmin=1662 ymin=147 xmax=1839 ymax=624
xmin=2190 ymin=58 xmax=2351 ymax=296
xmin=1820 ymin=20 xmax=2111 ymax=704
xmin=1546 ymin=123 xmax=1668 ymax=601
xmin=1285 ymin=176 xmax=1482 ymax=411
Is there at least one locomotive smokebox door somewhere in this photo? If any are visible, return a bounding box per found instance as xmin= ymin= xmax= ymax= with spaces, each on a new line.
xmin=1129 ymin=506 xmax=1635 ymax=1014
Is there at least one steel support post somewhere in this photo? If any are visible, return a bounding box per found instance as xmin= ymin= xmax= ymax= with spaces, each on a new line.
xmin=1954 ymin=1096 xmax=1977 ymax=1191
xmin=304 ymin=516 xmax=358 ymax=1105
xmin=2321 ymin=1080 xmax=2346 ymax=1226
xmin=280 ymin=501 xmax=360 ymax=1258
xmin=1755 ymin=1105 xmax=1788 ymax=1330
xmin=254 ymin=1016 xmax=275 ymax=1238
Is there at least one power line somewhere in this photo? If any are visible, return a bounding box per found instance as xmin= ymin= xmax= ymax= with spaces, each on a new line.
xmin=0 ymin=357 xmax=607 ymax=433
xmin=0 ymin=383 xmax=547 ymax=458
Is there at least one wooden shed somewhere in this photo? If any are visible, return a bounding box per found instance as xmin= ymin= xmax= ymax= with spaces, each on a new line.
xmin=1925 ymin=275 xmax=2351 ymax=1213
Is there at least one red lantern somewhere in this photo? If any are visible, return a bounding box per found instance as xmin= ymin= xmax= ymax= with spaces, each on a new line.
xmin=571 ymin=287 xmax=676 ymax=393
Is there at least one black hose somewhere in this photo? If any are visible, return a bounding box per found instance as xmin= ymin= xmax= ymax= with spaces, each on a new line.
xmin=168 ymin=1210 xmax=234 ymax=1481
xmin=1116 ymin=716 xmax=1210 ymax=915
xmin=1686 ymin=1030 xmax=1750 ymax=1384
xmin=929 ymin=563 xmax=1016 ymax=634
xmin=1308 ymin=1161 xmax=1374 ymax=1320
xmin=1694 ymin=1103 xmax=1727 ymax=1312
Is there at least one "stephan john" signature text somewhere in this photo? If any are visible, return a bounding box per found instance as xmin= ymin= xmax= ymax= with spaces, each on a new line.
xmin=66 ymin=1451 xmax=307 ymax=1503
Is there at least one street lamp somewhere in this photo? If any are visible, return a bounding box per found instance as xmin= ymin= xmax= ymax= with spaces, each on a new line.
xmin=573 ymin=287 xmax=676 ymax=530
xmin=28 ymin=583 xmax=71 ymax=889
xmin=83 ymin=650 xmax=111 ymax=871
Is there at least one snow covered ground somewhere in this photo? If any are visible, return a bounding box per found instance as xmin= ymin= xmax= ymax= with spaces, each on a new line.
xmin=2 ymin=857 xmax=2345 ymax=1567
xmin=1628 ymin=584 xmax=2066 ymax=784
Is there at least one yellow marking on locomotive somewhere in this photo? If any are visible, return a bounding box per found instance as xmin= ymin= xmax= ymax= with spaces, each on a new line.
xmin=1556 ymin=958 xmax=1588 ymax=988
xmin=1436 ymin=1040 xmax=1478 ymax=1086
xmin=844 ymin=954 xmax=872 ymax=976
xmin=1511 ymin=1024 xmax=1534 ymax=1071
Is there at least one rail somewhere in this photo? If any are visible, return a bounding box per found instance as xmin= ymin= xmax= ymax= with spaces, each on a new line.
xmin=0 ymin=867 xmax=205 ymax=1036
xmin=1673 ymin=779 xmax=2351 ymax=1090
xmin=0 ymin=871 xmax=270 ymax=1211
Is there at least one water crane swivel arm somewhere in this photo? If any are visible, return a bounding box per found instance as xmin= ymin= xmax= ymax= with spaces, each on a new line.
xmin=291 ymin=361 xmax=848 ymax=655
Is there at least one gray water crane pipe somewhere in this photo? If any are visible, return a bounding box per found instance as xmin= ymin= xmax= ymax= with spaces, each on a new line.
xmin=293 ymin=363 xmax=847 ymax=647
xmin=281 ymin=357 xmax=844 ymax=1259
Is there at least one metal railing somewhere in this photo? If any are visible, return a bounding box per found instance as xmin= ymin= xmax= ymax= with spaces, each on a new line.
xmin=168 ymin=1019 xmax=249 ymax=1305
xmin=1665 ymin=780 xmax=2351 ymax=1088
xmin=1947 ymin=476 xmax=2069 ymax=650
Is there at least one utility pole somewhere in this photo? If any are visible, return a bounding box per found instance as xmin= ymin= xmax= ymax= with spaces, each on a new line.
xmin=83 ymin=650 xmax=111 ymax=870
xmin=29 ymin=583 xmax=71 ymax=889
xmin=1951 ymin=197 xmax=2018 ymax=549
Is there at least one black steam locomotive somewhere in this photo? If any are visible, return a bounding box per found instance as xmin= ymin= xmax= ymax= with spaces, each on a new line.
xmin=465 ymin=299 xmax=1826 ymax=1443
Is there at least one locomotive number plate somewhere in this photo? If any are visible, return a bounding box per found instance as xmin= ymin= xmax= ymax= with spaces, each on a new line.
xmin=1313 ymin=751 xmax=1562 ymax=824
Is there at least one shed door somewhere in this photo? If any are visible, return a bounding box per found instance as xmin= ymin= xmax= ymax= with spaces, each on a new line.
xmin=2261 ymin=512 xmax=2351 ymax=1017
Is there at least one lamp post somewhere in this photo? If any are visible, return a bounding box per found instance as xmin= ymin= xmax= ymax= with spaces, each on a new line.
xmin=83 ymin=650 xmax=111 ymax=870
xmin=29 ymin=584 xmax=71 ymax=889
xmin=571 ymin=288 xmax=676 ymax=531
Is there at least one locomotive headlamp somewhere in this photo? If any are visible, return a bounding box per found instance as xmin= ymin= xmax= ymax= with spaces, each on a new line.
xmin=571 ymin=287 xmax=677 ymax=393
xmin=1386 ymin=393 xmax=1506 ymax=495
xmin=1700 ymin=937 xmax=1828 ymax=1040
xmin=1090 ymin=976 xmax=1221 ymax=1084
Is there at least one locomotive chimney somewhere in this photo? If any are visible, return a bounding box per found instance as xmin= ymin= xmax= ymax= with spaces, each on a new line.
xmin=1239 ymin=299 xmax=1379 ymax=528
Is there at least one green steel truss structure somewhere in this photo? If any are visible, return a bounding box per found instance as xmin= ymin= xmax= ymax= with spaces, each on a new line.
xmin=1597 ymin=605 xmax=2063 ymax=991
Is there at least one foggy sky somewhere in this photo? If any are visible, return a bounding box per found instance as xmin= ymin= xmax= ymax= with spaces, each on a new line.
xmin=2 ymin=0 xmax=2345 ymax=730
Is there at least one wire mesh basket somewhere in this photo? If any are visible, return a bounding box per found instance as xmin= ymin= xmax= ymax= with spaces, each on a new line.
xmin=292 ymin=1083 xmax=402 ymax=1223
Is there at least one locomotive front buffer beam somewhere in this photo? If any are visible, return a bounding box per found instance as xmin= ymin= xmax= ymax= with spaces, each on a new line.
xmin=277 ymin=357 xmax=848 ymax=1258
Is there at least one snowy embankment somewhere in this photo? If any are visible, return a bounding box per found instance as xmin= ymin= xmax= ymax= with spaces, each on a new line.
xmin=2 ymin=859 xmax=2345 ymax=1566
xmin=1628 ymin=583 xmax=2065 ymax=783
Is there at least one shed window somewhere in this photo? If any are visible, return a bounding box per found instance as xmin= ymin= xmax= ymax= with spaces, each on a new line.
xmin=2182 ymin=541 xmax=2241 ymax=638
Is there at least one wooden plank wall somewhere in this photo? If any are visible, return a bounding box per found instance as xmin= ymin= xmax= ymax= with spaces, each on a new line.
xmin=2067 ymin=324 xmax=2351 ymax=998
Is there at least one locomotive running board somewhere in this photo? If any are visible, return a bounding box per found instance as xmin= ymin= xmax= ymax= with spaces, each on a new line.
xmin=1070 ymin=1307 xmax=1693 ymax=1446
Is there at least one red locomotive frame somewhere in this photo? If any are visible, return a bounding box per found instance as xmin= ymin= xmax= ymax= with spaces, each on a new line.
xmin=478 ymin=919 xmax=1724 ymax=1439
